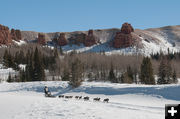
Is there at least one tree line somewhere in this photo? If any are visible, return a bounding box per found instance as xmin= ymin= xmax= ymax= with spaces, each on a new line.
xmin=0 ymin=44 xmax=179 ymax=87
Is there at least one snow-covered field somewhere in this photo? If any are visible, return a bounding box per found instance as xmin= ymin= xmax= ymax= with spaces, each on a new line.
xmin=0 ymin=81 xmax=180 ymax=119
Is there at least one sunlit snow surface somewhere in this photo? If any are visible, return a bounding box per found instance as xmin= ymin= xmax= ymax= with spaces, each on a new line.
xmin=0 ymin=81 xmax=180 ymax=119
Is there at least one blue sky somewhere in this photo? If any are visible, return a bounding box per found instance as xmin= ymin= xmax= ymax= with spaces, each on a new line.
xmin=0 ymin=0 xmax=179 ymax=32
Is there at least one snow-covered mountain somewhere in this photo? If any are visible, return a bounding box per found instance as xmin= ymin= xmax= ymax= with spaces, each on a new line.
xmin=21 ymin=25 xmax=180 ymax=56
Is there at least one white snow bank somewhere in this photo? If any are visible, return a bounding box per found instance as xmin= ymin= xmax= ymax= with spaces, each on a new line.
xmin=0 ymin=81 xmax=180 ymax=119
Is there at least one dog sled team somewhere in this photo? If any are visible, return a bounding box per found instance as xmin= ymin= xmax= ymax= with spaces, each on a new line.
xmin=44 ymin=86 xmax=109 ymax=103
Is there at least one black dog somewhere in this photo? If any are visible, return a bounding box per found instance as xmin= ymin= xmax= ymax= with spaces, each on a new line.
xmin=65 ymin=96 xmax=73 ymax=99
xmin=79 ymin=96 xmax=82 ymax=99
xmin=93 ymin=97 xmax=100 ymax=101
xmin=103 ymin=98 xmax=109 ymax=103
xmin=84 ymin=96 xmax=89 ymax=101
xmin=75 ymin=96 xmax=79 ymax=99
xmin=59 ymin=95 xmax=64 ymax=98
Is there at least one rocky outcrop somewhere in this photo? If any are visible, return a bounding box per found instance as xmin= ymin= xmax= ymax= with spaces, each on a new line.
xmin=11 ymin=29 xmax=22 ymax=41
xmin=68 ymin=33 xmax=86 ymax=45
xmin=113 ymin=23 xmax=134 ymax=48
xmin=0 ymin=24 xmax=12 ymax=45
xmin=84 ymin=30 xmax=96 ymax=46
xmin=37 ymin=33 xmax=46 ymax=45
xmin=57 ymin=33 xmax=67 ymax=46
xmin=121 ymin=23 xmax=134 ymax=34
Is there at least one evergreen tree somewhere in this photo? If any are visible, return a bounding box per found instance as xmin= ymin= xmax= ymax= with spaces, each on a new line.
xmin=33 ymin=47 xmax=45 ymax=81
xmin=127 ymin=66 xmax=133 ymax=82
xmin=62 ymin=69 xmax=70 ymax=81
xmin=12 ymin=51 xmax=20 ymax=71
xmin=7 ymin=51 xmax=14 ymax=68
xmin=3 ymin=49 xmax=9 ymax=67
xmin=157 ymin=57 xmax=172 ymax=84
xmin=69 ymin=58 xmax=83 ymax=88
xmin=19 ymin=50 xmax=25 ymax=64
xmin=120 ymin=73 xmax=125 ymax=83
xmin=7 ymin=73 xmax=13 ymax=83
xmin=140 ymin=57 xmax=155 ymax=84
xmin=108 ymin=64 xmax=117 ymax=83
xmin=25 ymin=52 xmax=34 ymax=81
xmin=19 ymin=69 xmax=26 ymax=82
xmin=3 ymin=50 xmax=15 ymax=68
xmin=172 ymin=70 xmax=178 ymax=84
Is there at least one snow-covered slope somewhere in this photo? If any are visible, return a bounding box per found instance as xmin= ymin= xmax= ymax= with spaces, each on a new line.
xmin=0 ymin=81 xmax=180 ymax=119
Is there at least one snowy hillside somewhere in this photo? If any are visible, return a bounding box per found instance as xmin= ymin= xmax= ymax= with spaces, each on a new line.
xmin=0 ymin=81 xmax=180 ymax=119
xmin=20 ymin=25 xmax=180 ymax=56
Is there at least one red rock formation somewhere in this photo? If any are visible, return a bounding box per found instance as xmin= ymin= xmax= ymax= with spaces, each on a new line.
xmin=37 ymin=33 xmax=46 ymax=45
xmin=113 ymin=23 xmax=134 ymax=48
xmin=0 ymin=24 xmax=12 ymax=45
xmin=84 ymin=30 xmax=96 ymax=46
xmin=121 ymin=22 xmax=134 ymax=34
xmin=58 ymin=33 xmax=67 ymax=46
xmin=68 ymin=33 xmax=86 ymax=45
xmin=11 ymin=29 xmax=22 ymax=41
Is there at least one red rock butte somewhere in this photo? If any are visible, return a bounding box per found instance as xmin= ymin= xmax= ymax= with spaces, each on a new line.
xmin=58 ymin=33 xmax=68 ymax=46
xmin=0 ymin=24 xmax=12 ymax=45
xmin=37 ymin=33 xmax=46 ymax=45
xmin=0 ymin=24 xmax=22 ymax=45
xmin=113 ymin=23 xmax=134 ymax=48
xmin=11 ymin=29 xmax=22 ymax=42
xmin=84 ymin=30 xmax=96 ymax=47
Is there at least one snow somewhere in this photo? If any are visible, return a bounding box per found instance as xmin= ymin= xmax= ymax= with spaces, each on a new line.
xmin=19 ymin=64 xmax=26 ymax=70
xmin=0 ymin=81 xmax=180 ymax=119
xmin=0 ymin=67 xmax=16 ymax=82
xmin=13 ymin=40 xmax=26 ymax=46
xmin=142 ymin=31 xmax=180 ymax=55
xmin=61 ymin=43 xmax=140 ymax=55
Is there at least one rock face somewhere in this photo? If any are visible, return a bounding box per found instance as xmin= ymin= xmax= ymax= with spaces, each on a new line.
xmin=121 ymin=23 xmax=134 ymax=34
xmin=113 ymin=23 xmax=134 ymax=48
xmin=84 ymin=30 xmax=96 ymax=46
xmin=11 ymin=29 xmax=22 ymax=41
xmin=37 ymin=33 xmax=46 ymax=45
xmin=68 ymin=33 xmax=86 ymax=45
xmin=0 ymin=24 xmax=12 ymax=45
xmin=58 ymin=33 xmax=67 ymax=46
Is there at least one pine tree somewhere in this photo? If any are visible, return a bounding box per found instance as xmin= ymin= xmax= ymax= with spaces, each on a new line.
xmin=120 ymin=73 xmax=125 ymax=83
xmin=127 ymin=66 xmax=133 ymax=82
xmin=33 ymin=47 xmax=45 ymax=81
xmin=108 ymin=64 xmax=117 ymax=83
xmin=7 ymin=73 xmax=13 ymax=83
xmin=62 ymin=69 xmax=70 ymax=81
xmin=3 ymin=49 xmax=9 ymax=67
xmin=140 ymin=57 xmax=155 ymax=84
xmin=19 ymin=50 xmax=25 ymax=64
xmin=69 ymin=58 xmax=83 ymax=88
xmin=7 ymin=51 xmax=14 ymax=68
xmin=157 ymin=57 xmax=172 ymax=84
xmin=172 ymin=70 xmax=178 ymax=84
xmin=3 ymin=50 xmax=15 ymax=68
xmin=25 ymin=52 xmax=34 ymax=81
xmin=19 ymin=69 xmax=26 ymax=82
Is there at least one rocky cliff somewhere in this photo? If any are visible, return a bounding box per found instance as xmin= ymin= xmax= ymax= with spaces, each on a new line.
xmin=11 ymin=29 xmax=22 ymax=41
xmin=1 ymin=23 xmax=180 ymax=55
xmin=0 ymin=24 xmax=12 ymax=45
xmin=113 ymin=23 xmax=134 ymax=48
xmin=0 ymin=24 xmax=22 ymax=45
